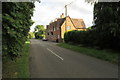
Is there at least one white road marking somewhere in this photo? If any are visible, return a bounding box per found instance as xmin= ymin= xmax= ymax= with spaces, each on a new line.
xmin=47 ymin=48 xmax=64 ymax=61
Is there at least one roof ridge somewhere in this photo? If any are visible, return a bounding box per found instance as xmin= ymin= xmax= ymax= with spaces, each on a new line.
xmin=71 ymin=18 xmax=83 ymax=20
xmin=68 ymin=17 xmax=77 ymax=28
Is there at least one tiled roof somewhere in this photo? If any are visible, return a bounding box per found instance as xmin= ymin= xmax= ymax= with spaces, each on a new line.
xmin=47 ymin=16 xmax=86 ymax=29
xmin=71 ymin=18 xmax=86 ymax=29
xmin=57 ymin=18 xmax=66 ymax=27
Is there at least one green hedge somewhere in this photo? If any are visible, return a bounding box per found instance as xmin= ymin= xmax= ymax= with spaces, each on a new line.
xmin=64 ymin=29 xmax=120 ymax=51
xmin=2 ymin=2 xmax=35 ymax=59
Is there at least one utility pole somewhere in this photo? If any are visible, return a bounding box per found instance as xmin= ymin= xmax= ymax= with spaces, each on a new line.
xmin=65 ymin=0 xmax=76 ymax=17
xmin=64 ymin=0 xmax=76 ymax=31
xmin=65 ymin=5 xmax=67 ymax=17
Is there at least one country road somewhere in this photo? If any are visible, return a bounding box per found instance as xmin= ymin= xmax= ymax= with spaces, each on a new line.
xmin=0 ymin=55 xmax=1 ymax=79
xmin=29 ymin=39 xmax=118 ymax=78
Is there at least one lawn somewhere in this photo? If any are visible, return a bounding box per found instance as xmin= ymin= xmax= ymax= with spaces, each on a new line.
xmin=57 ymin=43 xmax=119 ymax=64
xmin=2 ymin=41 xmax=30 ymax=78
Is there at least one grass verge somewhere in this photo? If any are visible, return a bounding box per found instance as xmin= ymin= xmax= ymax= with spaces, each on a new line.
xmin=3 ymin=41 xmax=30 ymax=78
xmin=57 ymin=43 xmax=119 ymax=64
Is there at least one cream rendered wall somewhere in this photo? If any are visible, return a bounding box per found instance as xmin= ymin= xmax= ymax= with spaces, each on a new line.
xmin=61 ymin=22 xmax=66 ymax=39
xmin=61 ymin=17 xmax=76 ymax=39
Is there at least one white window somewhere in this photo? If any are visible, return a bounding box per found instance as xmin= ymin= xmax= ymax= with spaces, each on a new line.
xmin=58 ymin=35 xmax=60 ymax=39
xmin=67 ymin=26 xmax=71 ymax=30
xmin=53 ymin=26 xmax=55 ymax=31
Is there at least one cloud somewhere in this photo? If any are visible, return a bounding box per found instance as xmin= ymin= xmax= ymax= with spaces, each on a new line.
xmin=30 ymin=0 xmax=94 ymax=32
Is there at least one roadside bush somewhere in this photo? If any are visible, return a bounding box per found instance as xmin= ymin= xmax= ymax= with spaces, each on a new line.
xmin=64 ymin=31 xmax=71 ymax=43
xmin=2 ymin=2 xmax=35 ymax=59
xmin=64 ymin=28 xmax=120 ymax=51
xmin=64 ymin=30 xmax=92 ymax=46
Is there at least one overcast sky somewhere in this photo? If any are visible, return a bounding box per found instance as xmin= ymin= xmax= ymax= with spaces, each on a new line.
xmin=30 ymin=0 xmax=94 ymax=32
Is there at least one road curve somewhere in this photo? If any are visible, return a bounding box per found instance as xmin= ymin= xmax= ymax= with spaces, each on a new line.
xmin=29 ymin=39 xmax=118 ymax=78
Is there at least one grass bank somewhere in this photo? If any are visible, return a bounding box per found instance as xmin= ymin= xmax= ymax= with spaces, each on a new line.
xmin=57 ymin=43 xmax=119 ymax=64
xmin=3 ymin=41 xmax=30 ymax=78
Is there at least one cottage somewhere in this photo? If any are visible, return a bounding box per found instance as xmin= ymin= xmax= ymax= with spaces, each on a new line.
xmin=46 ymin=13 xmax=86 ymax=42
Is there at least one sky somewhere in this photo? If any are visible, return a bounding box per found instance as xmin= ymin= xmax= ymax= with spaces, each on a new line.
xmin=30 ymin=0 xmax=94 ymax=32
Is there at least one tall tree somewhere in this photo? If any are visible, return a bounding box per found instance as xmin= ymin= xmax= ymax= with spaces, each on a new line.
xmin=34 ymin=25 xmax=45 ymax=32
xmin=2 ymin=2 xmax=35 ymax=59
xmin=34 ymin=25 xmax=46 ymax=39
xmin=93 ymin=2 xmax=120 ymax=49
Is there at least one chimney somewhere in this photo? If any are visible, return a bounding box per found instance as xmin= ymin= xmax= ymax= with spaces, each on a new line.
xmin=55 ymin=18 xmax=58 ymax=21
xmin=60 ymin=13 xmax=64 ymax=18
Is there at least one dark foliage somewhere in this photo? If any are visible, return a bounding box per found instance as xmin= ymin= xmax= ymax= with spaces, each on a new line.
xmin=64 ymin=2 xmax=120 ymax=51
xmin=2 ymin=2 xmax=35 ymax=59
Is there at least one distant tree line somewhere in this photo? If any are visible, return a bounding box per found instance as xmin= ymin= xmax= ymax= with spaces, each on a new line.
xmin=28 ymin=32 xmax=35 ymax=39
xmin=2 ymin=2 xmax=35 ymax=59
xmin=64 ymin=2 xmax=120 ymax=51
xmin=34 ymin=25 xmax=46 ymax=39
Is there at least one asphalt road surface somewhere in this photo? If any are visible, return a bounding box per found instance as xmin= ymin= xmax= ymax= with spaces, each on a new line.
xmin=0 ymin=55 xmax=1 ymax=79
xmin=30 ymin=39 xmax=118 ymax=78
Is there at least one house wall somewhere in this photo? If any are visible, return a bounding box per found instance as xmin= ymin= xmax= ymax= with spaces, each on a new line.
xmin=46 ymin=23 xmax=61 ymax=42
xmin=61 ymin=16 xmax=79 ymax=39
xmin=46 ymin=16 xmax=86 ymax=42
xmin=46 ymin=25 xmax=53 ymax=41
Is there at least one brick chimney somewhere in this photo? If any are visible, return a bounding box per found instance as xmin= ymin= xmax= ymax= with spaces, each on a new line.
xmin=55 ymin=18 xmax=58 ymax=21
xmin=60 ymin=13 xmax=64 ymax=18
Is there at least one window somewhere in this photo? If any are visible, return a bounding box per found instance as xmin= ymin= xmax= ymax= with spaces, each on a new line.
xmin=57 ymin=27 xmax=59 ymax=30
xmin=53 ymin=26 xmax=56 ymax=31
xmin=58 ymin=35 xmax=60 ymax=39
xmin=67 ymin=26 xmax=71 ymax=30
xmin=51 ymin=32 xmax=53 ymax=35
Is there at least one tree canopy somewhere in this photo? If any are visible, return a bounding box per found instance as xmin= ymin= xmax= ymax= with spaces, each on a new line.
xmin=34 ymin=25 xmax=45 ymax=32
xmin=34 ymin=25 xmax=46 ymax=39
xmin=93 ymin=2 xmax=120 ymax=49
